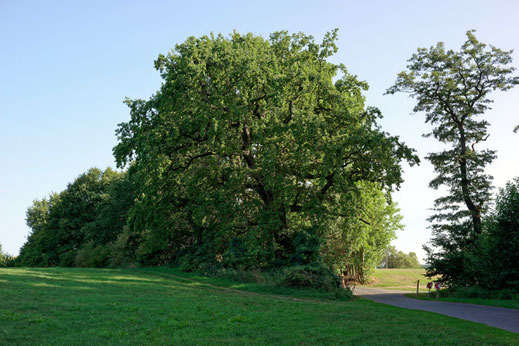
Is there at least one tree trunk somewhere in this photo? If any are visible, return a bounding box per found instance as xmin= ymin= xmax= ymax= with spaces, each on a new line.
xmin=458 ymin=126 xmax=483 ymax=235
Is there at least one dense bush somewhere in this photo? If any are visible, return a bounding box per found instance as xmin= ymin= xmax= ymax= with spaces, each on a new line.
xmin=470 ymin=177 xmax=519 ymax=292
xmin=221 ymin=237 xmax=255 ymax=270
xmin=280 ymin=265 xmax=341 ymax=291
xmin=291 ymin=228 xmax=321 ymax=266
xmin=75 ymin=242 xmax=111 ymax=268
xmin=451 ymin=286 xmax=519 ymax=301
xmin=425 ymin=177 xmax=519 ymax=294
xmin=203 ymin=267 xmax=283 ymax=286
xmin=107 ymin=227 xmax=139 ymax=267
xmin=203 ymin=265 xmax=351 ymax=298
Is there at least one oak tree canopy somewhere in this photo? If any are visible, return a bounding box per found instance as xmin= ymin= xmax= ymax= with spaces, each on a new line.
xmin=114 ymin=30 xmax=417 ymax=269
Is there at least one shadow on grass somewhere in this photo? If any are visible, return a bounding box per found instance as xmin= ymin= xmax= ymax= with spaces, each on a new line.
xmin=1 ymin=267 xmax=518 ymax=345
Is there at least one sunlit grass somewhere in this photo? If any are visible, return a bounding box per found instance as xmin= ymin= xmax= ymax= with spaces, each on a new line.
xmin=360 ymin=268 xmax=518 ymax=310
xmin=1 ymin=267 xmax=517 ymax=344
xmin=361 ymin=268 xmax=438 ymax=291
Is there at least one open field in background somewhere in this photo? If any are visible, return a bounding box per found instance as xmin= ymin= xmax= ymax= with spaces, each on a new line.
xmin=366 ymin=269 xmax=519 ymax=310
xmin=1 ymin=268 xmax=518 ymax=344
xmin=361 ymin=269 xmax=435 ymax=291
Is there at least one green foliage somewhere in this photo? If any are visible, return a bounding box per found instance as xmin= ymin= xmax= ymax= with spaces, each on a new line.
xmin=291 ymin=227 xmax=321 ymax=266
xmin=321 ymin=182 xmax=403 ymax=283
xmin=452 ymin=286 xmax=519 ymax=301
xmin=18 ymin=168 xmax=134 ymax=267
xmin=485 ymin=177 xmax=519 ymax=290
xmin=203 ymin=267 xmax=283 ymax=286
xmin=388 ymin=31 xmax=519 ymax=287
xmin=380 ymin=245 xmax=422 ymax=269
xmin=18 ymin=194 xmax=58 ymax=266
xmin=75 ymin=242 xmax=111 ymax=268
xmin=107 ymin=226 xmax=139 ymax=267
xmin=469 ymin=177 xmax=519 ymax=292
xmin=280 ymin=264 xmax=342 ymax=291
xmin=18 ymin=31 xmax=414 ymax=280
xmin=114 ymin=30 xmax=417 ymax=269
xmin=177 ymin=250 xmax=215 ymax=273
xmin=222 ymin=237 xmax=255 ymax=269
xmin=0 ymin=243 xmax=5 ymax=267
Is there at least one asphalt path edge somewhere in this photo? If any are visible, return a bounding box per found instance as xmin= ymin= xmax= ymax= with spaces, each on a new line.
xmin=355 ymin=287 xmax=519 ymax=334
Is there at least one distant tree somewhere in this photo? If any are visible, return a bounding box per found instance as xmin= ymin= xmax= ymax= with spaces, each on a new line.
xmin=18 ymin=168 xmax=132 ymax=267
xmin=113 ymin=30 xmax=418 ymax=268
xmin=387 ymin=31 xmax=519 ymax=286
xmin=80 ymin=171 xmax=135 ymax=246
xmin=379 ymin=245 xmax=421 ymax=269
xmin=18 ymin=194 xmax=59 ymax=266
xmin=0 ymin=243 xmax=6 ymax=266
xmin=406 ymin=252 xmax=421 ymax=268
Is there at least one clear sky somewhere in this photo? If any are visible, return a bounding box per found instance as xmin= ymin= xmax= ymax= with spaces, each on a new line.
xmin=1 ymin=0 xmax=518 ymax=261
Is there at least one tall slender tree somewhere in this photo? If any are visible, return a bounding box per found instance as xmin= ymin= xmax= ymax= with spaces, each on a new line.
xmin=387 ymin=31 xmax=519 ymax=285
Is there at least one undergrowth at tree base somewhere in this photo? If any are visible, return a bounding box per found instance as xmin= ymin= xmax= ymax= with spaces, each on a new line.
xmin=185 ymin=264 xmax=353 ymax=300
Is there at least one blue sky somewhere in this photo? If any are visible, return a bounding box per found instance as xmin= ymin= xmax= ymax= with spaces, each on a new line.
xmin=1 ymin=0 xmax=518 ymax=260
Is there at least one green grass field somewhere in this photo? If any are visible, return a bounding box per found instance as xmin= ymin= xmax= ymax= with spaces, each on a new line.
xmin=365 ymin=269 xmax=519 ymax=310
xmin=1 ymin=267 xmax=518 ymax=345
xmin=361 ymin=268 xmax=433 ymax=291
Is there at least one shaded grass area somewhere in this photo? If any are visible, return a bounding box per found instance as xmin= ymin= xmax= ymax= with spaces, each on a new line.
xmin=405 ymin=292 xmax=519 ymax=310
xmin=159 ymin=267 xmax=350 ymax=301
xmin=1 ymin=267 xmax=518 ymax=344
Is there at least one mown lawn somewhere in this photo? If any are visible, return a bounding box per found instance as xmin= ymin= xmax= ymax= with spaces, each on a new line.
xmin=1 ymin=267 xmax=518 ymax=345
xmin=361 ymin=268 xmax=434 ymax=291
xmin=365 ymin=269 xmax=519 ymax=310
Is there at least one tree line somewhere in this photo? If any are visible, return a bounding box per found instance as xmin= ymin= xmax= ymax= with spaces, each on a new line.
xmin=16 ymin=31 xmax=419 ymax=285
xmin=18 ymin=168 xmax=135 ymax=267
xmin=14 ymin=30 xmax=518 ymax=293
xmin=378 ymin=245 xmax=422 ymax=269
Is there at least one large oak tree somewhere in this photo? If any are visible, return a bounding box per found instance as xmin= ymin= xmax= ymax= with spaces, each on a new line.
xmin=114 ymin=30 xmax=417 ymax=267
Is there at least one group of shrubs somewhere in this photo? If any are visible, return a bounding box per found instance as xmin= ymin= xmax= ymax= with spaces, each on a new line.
xmin=12 ymin=167 xmax=352 ymax=297
xmin=0 ymin=244 xmax=15 ymax=267
xmin=425 ymin=177 xmax=519 ymax=297
xmin=200 ymin=264 xmax=351 ymax=299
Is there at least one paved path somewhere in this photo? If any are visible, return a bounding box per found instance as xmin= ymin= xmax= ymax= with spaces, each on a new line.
xmin=354 ymin=287 xmax=519 ymax=333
